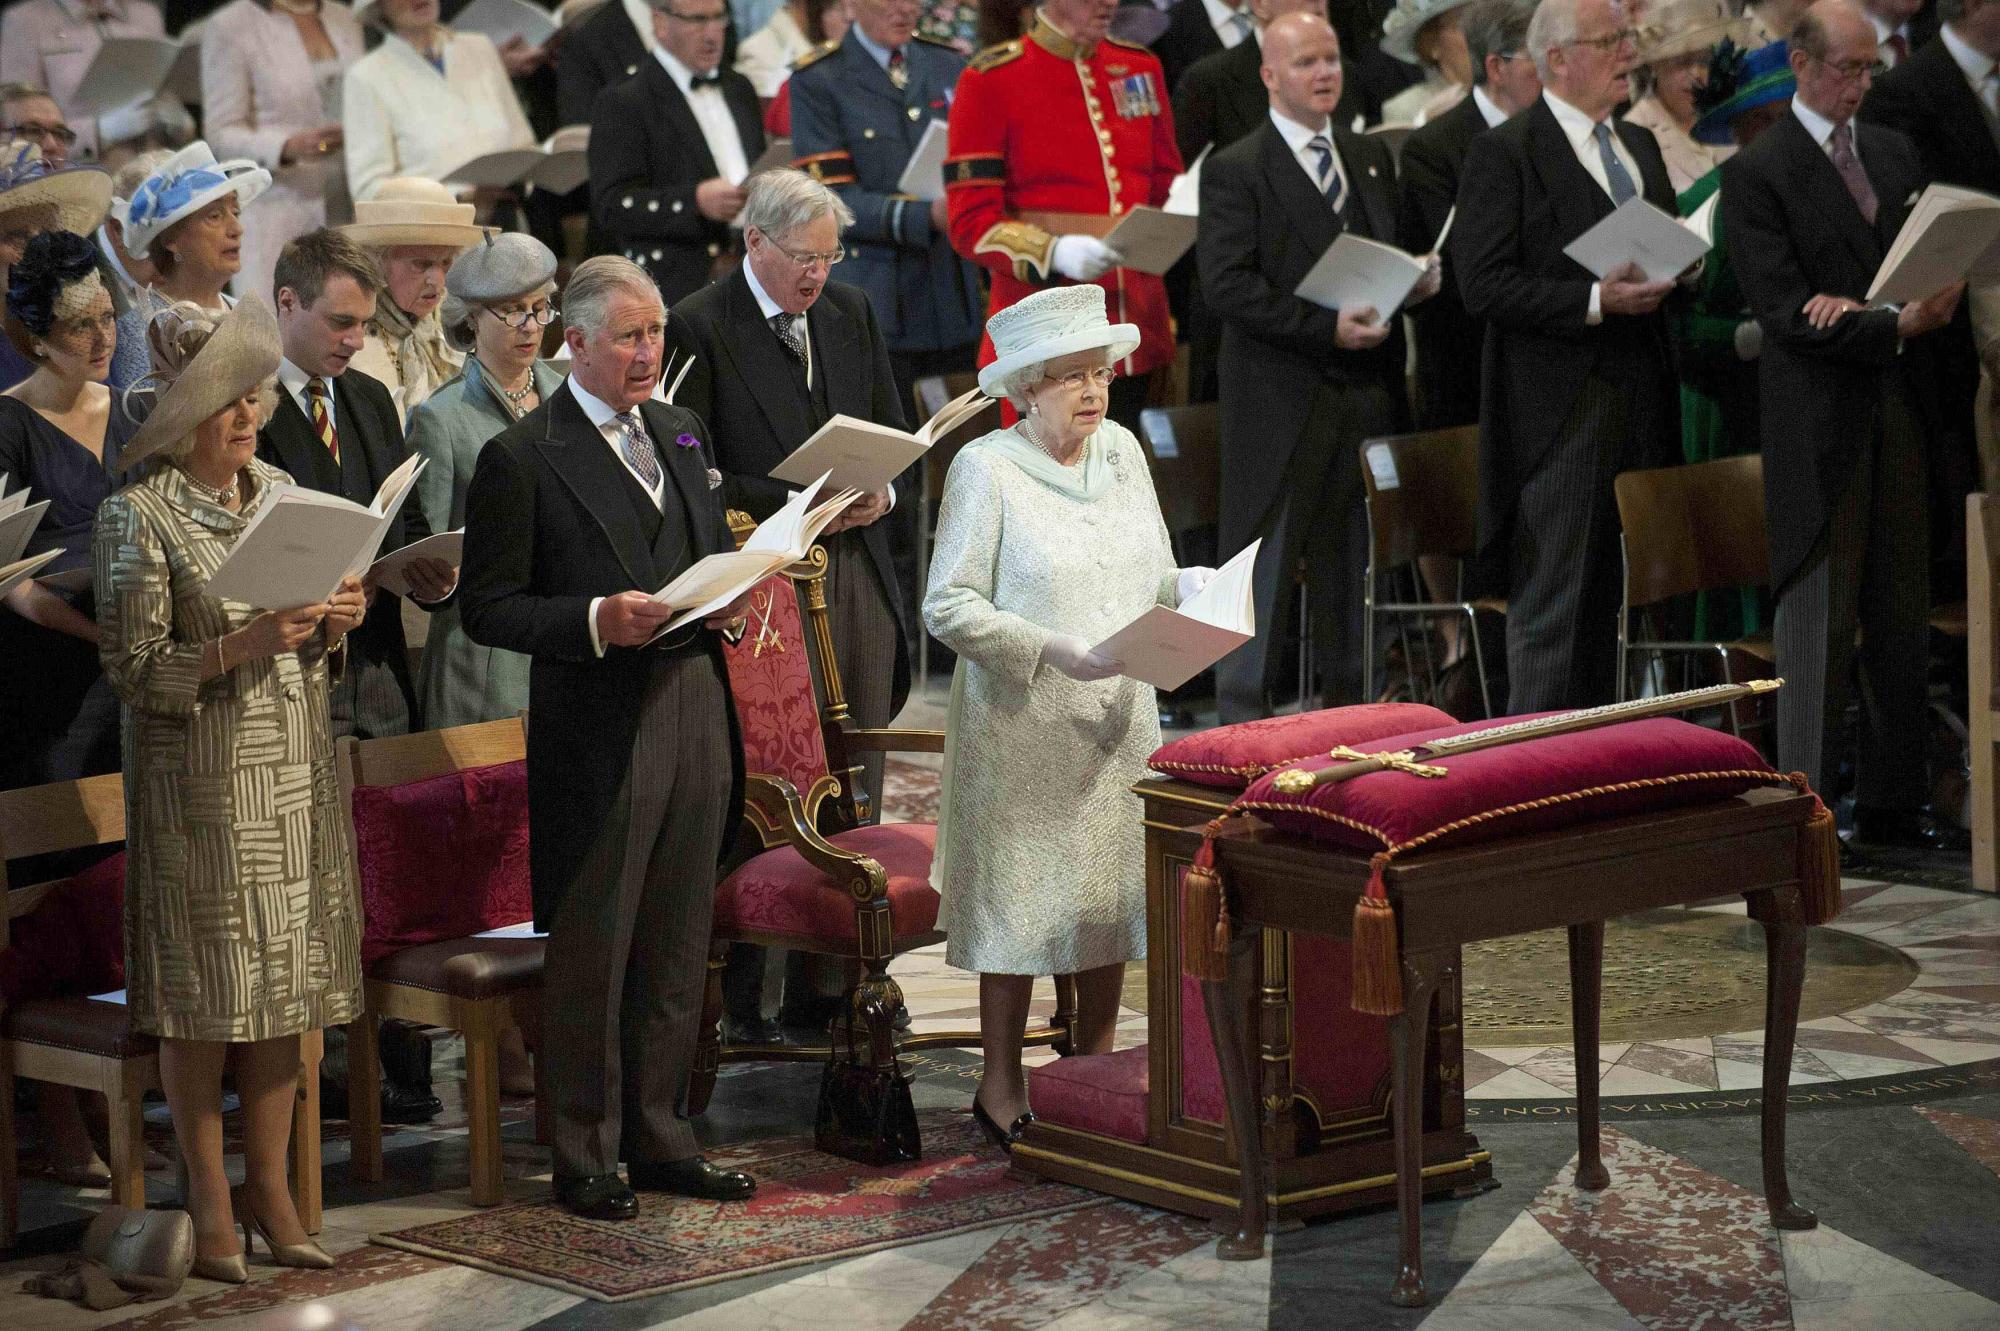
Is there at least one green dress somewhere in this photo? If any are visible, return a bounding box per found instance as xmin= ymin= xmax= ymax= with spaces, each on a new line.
xmin=1672 ymin=168 xmax=1768 ymax=640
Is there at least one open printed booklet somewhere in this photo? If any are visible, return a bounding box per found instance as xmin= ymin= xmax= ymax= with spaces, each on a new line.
xmin=204 ymin=453 xmax=429 ymax=608
xmin=1092 ymin=539 xmax=1261 ymax=691
xmin=0 ymin=474 xmax=52 ymax=570
xmin=642 ymin=472 xmax=860 ymax=643
xmin=769 ymin=383 xmax=993 ymax=494
xmin=0 ymin=548 xmax=60 ymax=602
xmin=1562 ymin=195 xmax=1711 ymax=283
xmin=1296 ymin=206 xmax=1452 ymax=318
xmin=1868 ymin=183 xmax=2000 ymax=304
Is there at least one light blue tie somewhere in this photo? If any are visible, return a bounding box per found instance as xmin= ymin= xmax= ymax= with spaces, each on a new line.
xmin=1592 ymin=121 xmax=1638 ymax=205
xmin=1307 ymin=134 xmax=1345 ymax=212
xmin=1228 ymin=10 xmax=1253 ymax=42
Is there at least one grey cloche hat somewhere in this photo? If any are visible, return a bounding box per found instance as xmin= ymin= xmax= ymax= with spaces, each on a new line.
xmin=445 ymin=231 xmax=560 ymax=303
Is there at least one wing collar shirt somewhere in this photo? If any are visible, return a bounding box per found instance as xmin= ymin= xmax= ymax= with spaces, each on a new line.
xmin=573 ymin=372 xmax=667 ymax=656
xmin=1543 ymin=89 xmax=1641 ymax=325
xmin=655 ymin=43 xmax=752 ymax=185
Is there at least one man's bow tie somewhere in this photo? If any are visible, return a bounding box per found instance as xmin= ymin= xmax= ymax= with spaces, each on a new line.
xmin=688 ymin=71 xmax=722 ymax=89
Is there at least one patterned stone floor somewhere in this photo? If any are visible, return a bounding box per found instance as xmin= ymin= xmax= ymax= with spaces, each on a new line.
xmin=8 ymin=699 xmax=2000 ymax=1328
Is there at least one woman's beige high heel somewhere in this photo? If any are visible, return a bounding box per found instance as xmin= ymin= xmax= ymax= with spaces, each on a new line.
xmin=232 ymin=1184 xmax=335 ymax=1270
xmin=191 ymin=1249 xmax=249 ymax=1284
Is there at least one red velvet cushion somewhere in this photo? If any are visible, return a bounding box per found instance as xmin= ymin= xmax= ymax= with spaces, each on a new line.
xmin=0 ymin=851 xmax=126 ymax=1004
xmin=353 ymin=761 xmax=532 ymax=966
xmin=1149 ymin=704 xmax=1455 ymax=789
xmin=722 ymin=574 xmax=834 ymax=799
xmin=1028 ymin=1046 xmax=1149 ymax=1143
xmin=1240 ymin=716 xmax=1781 ymax=854
xmin=715 ymin=822 xmax=940 ymax=944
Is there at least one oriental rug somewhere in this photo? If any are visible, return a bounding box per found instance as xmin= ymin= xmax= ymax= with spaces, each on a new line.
xmin=368 ymin=1111 xmax=1106 ymax=1301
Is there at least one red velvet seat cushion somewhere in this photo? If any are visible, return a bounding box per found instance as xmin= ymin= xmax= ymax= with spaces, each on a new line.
xmin=716 ymin=823 xmax=940 ymax=945
xmin=1028 ymin=1046 xmax=1149 ymax=1144
xmin=1239 ymin=716 xmax=1782 ymax=855
xmin=0 ymin=850 xmax=127 ymax=1005
xmin=352 ymin=761 xmax=532 ymax=966
xmin=1149 ymin=704 xmax=1455 ymax=789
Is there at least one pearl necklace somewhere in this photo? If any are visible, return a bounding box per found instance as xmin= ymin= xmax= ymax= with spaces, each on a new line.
xmin=483 ymin=358 xmax=537 ymax=416
xmin=181 ymin=468 xmax=238 ymax=508
xmin=1018 ymin=415 xmax=1085 ymax=468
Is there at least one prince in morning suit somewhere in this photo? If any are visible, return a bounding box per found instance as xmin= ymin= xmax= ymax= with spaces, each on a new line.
xmin=458 ymin=256 xmax=756 ymax=1220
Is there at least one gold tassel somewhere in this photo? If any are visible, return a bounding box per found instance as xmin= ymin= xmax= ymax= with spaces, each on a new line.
xmin=1350 ymin=853 xmax=1403 ymax=1016
xmin=1788 ymin=771 xmax=1843 ymax=925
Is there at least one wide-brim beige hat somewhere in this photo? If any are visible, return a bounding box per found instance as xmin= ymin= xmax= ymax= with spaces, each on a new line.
xmin=342 ymin=177 xmax=491 ymax=251
xmin=0 ymin=141 xmax=114 ymax=238
xmin=1381 ymin=0 xmax=1479 ymax=67
xmin=977 ymin=286 xmax=1141 ymax=399
xmin=1636 ymin=0 xmax=1751 ymax=66
xmin=119 ymin=297 xmax=283 ymax=472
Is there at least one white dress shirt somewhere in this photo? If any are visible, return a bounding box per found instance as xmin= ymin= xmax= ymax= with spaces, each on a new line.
xmin=278 ymin=357 xmax=338 ymax=437
xmin=1790 ymin=94 xmax=1858 ymax=165
xmin=1200 ymin=0 xmax=1252 ymax=49
xmin=1943 ymin=22 xmax=2000 ymax=119
xmin=1544 ymin=91 xmax=1643 ymax=324
xmin=1268 ymin=106 xmax=1347 ymax=203
xmin=655 ymin=44 xmax=752 ymax=186
xmin=574 ymin=373 xmax=668 ymax=656
xmin=743 ymin=258 xmax=813 ymax=388
xmin=1472 ymin=84 xmax=1509 ymax=129
xmin=1867 ymin=9 xmax=1912 ymax=64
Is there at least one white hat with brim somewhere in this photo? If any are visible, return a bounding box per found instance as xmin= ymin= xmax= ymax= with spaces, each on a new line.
xmin=977 ymin=285 xmax=1141 ymax=400
xmin=1635 ymin=1 xmax=1751 ymax=67
xmin=0 ymin=142 xmax=114 ymax=239
xmin=1381 ymin=0 xmax=1479 ymax=66
xmin=119 ymin=297 xmax=283 ymax=472
xmin=341 ymin=176 xmax=492 ymax=251
xmin=121 ymin=140 xmax=272 ymax=260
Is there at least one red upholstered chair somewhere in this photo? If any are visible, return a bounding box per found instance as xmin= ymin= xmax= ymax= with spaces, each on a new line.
xmin=337 ymin=717 xmax=542 ymax=1206
xmin=0 ymin=775 xmax=324 ymax=1241
xmin=694 ymin=533 xmax=1075 ymax=1162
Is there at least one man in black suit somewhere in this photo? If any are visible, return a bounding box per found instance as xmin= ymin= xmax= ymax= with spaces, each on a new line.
xmin=1453 ymin=0 xmax=1680 ymax=713
xmin=1861 ymin=0 xmax=1935 ymax=62
xmin=667 ymin=168 xmax=912 ymax=1041
xmin=1202 ymin=12 xmax=1438 ymax=719
xmin=588 ymin=0 xmax=763 ymax=306
xmin=459 ymin=256 xmax=758 ymax=1220
xmin=556 ymin=0 xmax=736 ymax=124
xmin=1397 ymin=0 xmax=1538 ymax=431
xmin=1154 ymin=0 xmax=1256 ymax=96
xmin=1722 ymin=0 xmax=1962 ymax=846
xmin=264 ymin=229 xmax=455 ymax=743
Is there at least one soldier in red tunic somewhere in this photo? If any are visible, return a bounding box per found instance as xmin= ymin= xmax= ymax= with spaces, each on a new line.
xmin=944 ymin=0 xmax=1183 ymax=427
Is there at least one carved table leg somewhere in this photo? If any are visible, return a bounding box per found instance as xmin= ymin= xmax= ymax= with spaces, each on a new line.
xmin=1569 ymin=920 xmax=1610 ymax=1191
xmin=1202 ymin=924 xmax=1267 ymax=1260
xmin=1760 ymin=895 xmax=1818 ymax=1231
xmin=1390 ymin=949 xmax=1449 ymax=1308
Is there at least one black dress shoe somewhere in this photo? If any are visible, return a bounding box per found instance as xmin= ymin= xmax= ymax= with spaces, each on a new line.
xmin=552 ymin=1173 xmax=638 ymax=1220
xmin=318 ymin=1077 xmax=442 ymax=1125
xmin=723 ymin=1015 xmax=786 ymax=1046
xmin=1852 ymin=807 xmax=1970 ymax=852
xmin=628 ymin=1156 xmax=757 ymax=1201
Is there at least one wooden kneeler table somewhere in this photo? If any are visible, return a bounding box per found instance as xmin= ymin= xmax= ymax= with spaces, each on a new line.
xmin=1196 ymin=786 xmax=1825 ymax=1306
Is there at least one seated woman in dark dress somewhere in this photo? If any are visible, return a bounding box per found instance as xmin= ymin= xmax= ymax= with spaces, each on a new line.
xmin=1 ymin=230 xmax=136 ymax=791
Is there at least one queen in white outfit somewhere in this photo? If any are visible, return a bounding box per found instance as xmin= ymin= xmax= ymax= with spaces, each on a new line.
xmin=925 ymin=285 xmax=1212 ymax=1150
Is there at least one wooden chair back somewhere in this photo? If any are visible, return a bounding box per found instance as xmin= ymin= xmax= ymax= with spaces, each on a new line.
xmin=915 ymin=372 xmax=1001 ymax=504
xmin=1136 ymin=403 xmax=1221 ymax=540
xmin=0 ymin=773 xmax=126 ymax=946
xmin=1358 ymin=426 xmax=1482 ymax=569
xmin=1614 ymin=454 xmax=1771 ymax=609
xmin=337 ymin=716 xmax=526 ymax=790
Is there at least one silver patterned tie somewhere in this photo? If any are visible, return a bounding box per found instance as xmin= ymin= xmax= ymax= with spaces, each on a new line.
xmin=770 ymin=312 xmax=808 ymax=365
xmin=614 ymin=410 xmax=661 ymax=489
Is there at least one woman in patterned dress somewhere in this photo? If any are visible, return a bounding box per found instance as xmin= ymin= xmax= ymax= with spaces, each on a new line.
xmin=93 ymin=297 xmax=366 ymax=1283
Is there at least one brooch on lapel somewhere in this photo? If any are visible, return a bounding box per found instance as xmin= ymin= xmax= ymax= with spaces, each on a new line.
xmin=675 ymin=431 xmax=723 ymax=490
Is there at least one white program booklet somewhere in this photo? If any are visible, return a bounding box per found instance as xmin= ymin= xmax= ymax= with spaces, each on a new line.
xmin=0 ymin=499 xmax=53 ymax=567
xmin=1562 ymin=195 xmax=1710 ymax=283
xmin=369 ymin=529 xmax=464 ymax=597
xmin=69 ymin=36 xmax=187 ymax=110
xmin=1104 ymin=207 xmax=1199 ymax=275
xmin=1868 ymin=182 xmax=2000 ymax=304
xmin=204 ymin=455 xmax=426 ymax=608
xmin=643 ymin=473 xmax=860 ymax=640
xmin=769 ymin=384 xmax=991 ymax=494
xmin=896 ymin=119 xmax=950 ymax=200
xmin=1296 ymin=232 xmax=1430 ymax=317
xmin=1092 ymin=539 xmax=1261 ymax=691
xmin=451 ymin=0 xmax=560 ymax=47
xmin=0 ymin=549 xmax=60 ymax=601
xmin=448 ymin=128 xmax=590 ymax=193
xmin=1162 ymin=145 xmax=1208 ymax=217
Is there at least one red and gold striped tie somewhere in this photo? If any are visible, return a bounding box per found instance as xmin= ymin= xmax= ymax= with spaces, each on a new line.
xmin=306 ymin=378 xmax=339 ymax=464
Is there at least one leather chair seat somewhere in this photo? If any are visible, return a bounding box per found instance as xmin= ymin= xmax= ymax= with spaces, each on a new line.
xmin=366 ymin=937 xmax=545 ymax=1000
xmin=2 ymin=997 xmax=155 ymax=1058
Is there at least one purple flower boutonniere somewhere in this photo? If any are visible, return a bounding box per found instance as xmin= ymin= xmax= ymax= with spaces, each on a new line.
xmin=675 ymin=432 xmax=700 ymax=449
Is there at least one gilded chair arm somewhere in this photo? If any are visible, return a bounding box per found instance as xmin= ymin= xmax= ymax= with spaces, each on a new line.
xmin=842 ymin=727 xmax=947 ymax=755
xmin=742 ymin=772 xmax=888 ymax=902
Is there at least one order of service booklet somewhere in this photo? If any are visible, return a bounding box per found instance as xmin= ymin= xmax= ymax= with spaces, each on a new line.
xmin=768 ymin=384 xmax=992 ymax=494
xmin=1091 ymin=538 xmax=1261 ymax=691
xmin=203 ymin=454 xmax=426 ymax=608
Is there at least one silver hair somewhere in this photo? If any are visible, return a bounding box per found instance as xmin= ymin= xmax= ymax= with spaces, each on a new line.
xmin=741 ymin=167 xmax=855 ymax=243
xmin=1526 ymin=0 xmax=1584 ymax=78
xmin=562 ymin=255 xmax=660 ymax=340
xmin=1465 ymin=0 xmax=1537 ymax=83
xmin=1000 ymin=360 xmax=1046 ymax=411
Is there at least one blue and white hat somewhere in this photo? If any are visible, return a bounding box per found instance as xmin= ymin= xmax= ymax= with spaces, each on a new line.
xmin=122 ymin=140 xmax=272 ymax=261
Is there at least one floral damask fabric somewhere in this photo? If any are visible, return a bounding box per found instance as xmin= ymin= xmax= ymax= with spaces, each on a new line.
xmin=721 ymin=574 xmax=833 ymax=802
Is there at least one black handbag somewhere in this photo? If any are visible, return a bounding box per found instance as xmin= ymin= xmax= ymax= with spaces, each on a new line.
xmin=814 ymin=996 xmax=921 ymax=1165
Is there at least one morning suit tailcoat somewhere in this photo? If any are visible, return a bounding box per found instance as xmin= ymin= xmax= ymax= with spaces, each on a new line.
xmin=1171 ymin=34 xmax=1367 ymax=165
xmin=455 ymin=383 xmax=745 ymax=929
xmin=1397 ymin=90 xmax=1491 ymax=429
xmin=667 ymin=271 xmax=913 ymax=715
xmin=257 ymin=367 xmax=437 ymax=739
xmin=1720 ymin=111 xmax=1929 ymax=594
xmin=1862 ymin=36 xmax=2000 ymax=190
xmin=1200 ymin=119 xmax=1407 ymax=714
xmin=789 ymin=32 xmax=984 ymax=356
xmin=588 ymin=58 xmax=766 ymax=307
xmin=1150 ymin=0 xmax=1227 ymax=97
xmin=1454 ymin=96 xmax=1681 ymax=561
